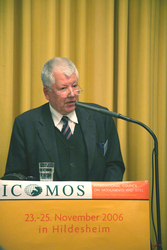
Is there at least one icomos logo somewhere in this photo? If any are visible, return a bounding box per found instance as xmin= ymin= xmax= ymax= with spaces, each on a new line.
xmin=1 ymin=181 xmax=91 ymax=199
xmin=24 ymin=184 xmax=43 ymax=197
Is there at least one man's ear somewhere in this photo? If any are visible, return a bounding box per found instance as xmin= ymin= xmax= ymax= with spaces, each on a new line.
xmin=43 ymin=86 xmax=50 ymax=100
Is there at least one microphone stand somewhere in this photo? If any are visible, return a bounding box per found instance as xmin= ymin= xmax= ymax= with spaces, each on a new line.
xmin=75 ymin=102 xmax=162 ymax=250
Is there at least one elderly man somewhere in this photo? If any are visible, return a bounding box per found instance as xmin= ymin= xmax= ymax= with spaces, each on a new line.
xmin=5 ymin=57 xmax=125 ymax=181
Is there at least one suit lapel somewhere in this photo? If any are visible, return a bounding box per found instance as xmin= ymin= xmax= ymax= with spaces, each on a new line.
xmin=76 ymin=107 xmax=96 ymax=172
xmin=38 ymin=103 xmax=61 ymax=179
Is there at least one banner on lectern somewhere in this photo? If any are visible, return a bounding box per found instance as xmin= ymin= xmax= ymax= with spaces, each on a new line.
xmin=0 ymin=180 xmax=150 ymax=250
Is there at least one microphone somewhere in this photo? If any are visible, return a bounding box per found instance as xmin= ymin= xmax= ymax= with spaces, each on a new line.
xmin=75 ymin=101 xmax=162 ymax=250
xmin=75 ymin=102 xmax=156 ymax=135
xmin=75 ymin=102 xmax=120 ymax=118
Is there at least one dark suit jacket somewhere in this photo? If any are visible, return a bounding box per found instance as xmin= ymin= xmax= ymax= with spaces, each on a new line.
xmin=5 ymin=102 xmax=125 ymax=181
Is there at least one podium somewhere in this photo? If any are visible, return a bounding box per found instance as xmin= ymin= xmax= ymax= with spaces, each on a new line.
xmin=0 ymin=180 xmax=150 ymax=250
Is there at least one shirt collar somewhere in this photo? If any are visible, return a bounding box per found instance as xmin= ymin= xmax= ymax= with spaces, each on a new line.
xmin=49 ymin=103 xmax=78 ymax=126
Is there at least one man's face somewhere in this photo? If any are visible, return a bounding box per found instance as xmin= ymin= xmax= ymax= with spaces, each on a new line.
xmin=43 ymin=70 xmax=79 ymax=115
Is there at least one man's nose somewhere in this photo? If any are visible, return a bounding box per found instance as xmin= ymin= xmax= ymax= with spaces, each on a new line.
xmin=68 ymin=88 xmax=75 ymax=97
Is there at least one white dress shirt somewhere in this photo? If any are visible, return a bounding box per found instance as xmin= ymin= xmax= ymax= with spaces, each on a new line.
xmin=49 ymin=103 xmax=78 ymax=134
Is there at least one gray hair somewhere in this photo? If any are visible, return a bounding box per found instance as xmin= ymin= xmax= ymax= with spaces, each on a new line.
xmin=41 ymin=57 xmax=79 ymax=87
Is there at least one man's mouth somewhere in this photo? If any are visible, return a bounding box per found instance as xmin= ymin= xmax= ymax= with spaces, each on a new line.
xmin=65 ymin=100 xmax=75 ymax=105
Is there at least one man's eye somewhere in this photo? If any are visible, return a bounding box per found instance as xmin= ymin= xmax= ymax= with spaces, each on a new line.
xmin=60 ymin=87 xmax=66 ymax=90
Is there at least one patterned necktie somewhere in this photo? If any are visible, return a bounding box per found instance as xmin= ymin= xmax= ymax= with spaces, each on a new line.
xmin=61 ymin=116 xmax=72 ymax=140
